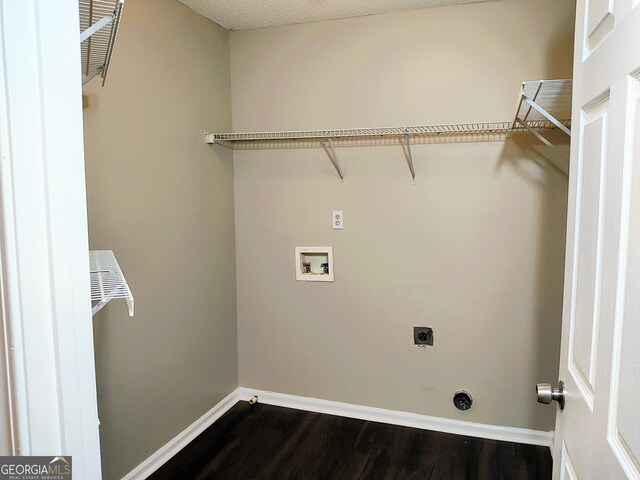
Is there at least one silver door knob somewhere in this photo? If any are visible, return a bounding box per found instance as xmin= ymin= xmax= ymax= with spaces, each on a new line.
xmin=536 ymin=380 xmax=565 ymax=410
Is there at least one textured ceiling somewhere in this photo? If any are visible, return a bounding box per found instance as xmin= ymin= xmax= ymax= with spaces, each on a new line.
xmin=177 ymin=0 xmax=498 ymax=30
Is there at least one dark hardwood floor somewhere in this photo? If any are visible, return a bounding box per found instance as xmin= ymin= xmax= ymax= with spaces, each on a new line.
xmin=149 ymin=402 xmax=552 ymax=480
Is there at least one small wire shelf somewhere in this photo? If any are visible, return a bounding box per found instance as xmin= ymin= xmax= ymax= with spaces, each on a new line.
xmin=79 ymin=0 xmax=124 ymax=85
xmin=90 ymin=250 xmax=134 ymax=317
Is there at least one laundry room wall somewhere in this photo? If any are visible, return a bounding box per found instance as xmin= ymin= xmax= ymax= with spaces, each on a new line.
xmin=231 ymin=0 xmax=575 ymax=431
xmin=82 ymin=0 xmax=236 ymax=478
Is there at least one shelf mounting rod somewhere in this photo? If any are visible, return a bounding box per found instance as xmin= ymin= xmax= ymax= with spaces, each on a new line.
xmin=80 ymin=13 xmax=114 ymax=43
xmin=516 ymin=119 xmax=565 ymax=154
xmin=402 ymin=133 xmax=416 ymax=181
xmin=521 ymin=81 xmax=545 ymax=124
xmin=324 ymin=138 xmax=344 ymax=180
xmin=522 ymin=97 xmax=571 ymax=137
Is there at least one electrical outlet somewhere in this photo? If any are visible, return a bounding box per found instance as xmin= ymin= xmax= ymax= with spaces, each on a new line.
xmin=332 ymin=210 xmax=343 ymax=230
xmin=414 ymin=327 xmax=433 ymax=346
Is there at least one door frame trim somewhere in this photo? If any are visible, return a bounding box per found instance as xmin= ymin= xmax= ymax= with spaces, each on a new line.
xmin=0 ymin=0 xmax=101 ymax=476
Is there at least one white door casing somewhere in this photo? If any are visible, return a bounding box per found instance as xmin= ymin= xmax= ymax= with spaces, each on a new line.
xmin=555 ymin=0 xmax=640 ymax=478
xmin=0 ymin=0 xmax=102 ymax=478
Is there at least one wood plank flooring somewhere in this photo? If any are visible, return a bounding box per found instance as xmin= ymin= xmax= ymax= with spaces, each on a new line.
xmin=148 ymin=402 xmax=552 ymax=480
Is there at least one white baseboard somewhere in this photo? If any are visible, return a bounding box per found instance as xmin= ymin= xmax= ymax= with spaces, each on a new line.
xmin=122 ymin=388 xmax=241 ymax=480
xmin=237 ymin=387 xmax=554 ymax=447
xmin=123 ymin=386 xmax=553 ymax=479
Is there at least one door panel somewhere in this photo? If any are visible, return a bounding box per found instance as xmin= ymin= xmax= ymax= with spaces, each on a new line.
xmin=555 ymin=0 xmax=640 ymax=478
xmin=586 ymin=0 xmax=614 ymax=52
xmin=587 ymin=0 xmax=614 ymax=33
xmin=609 ymin=78 xmax=640 ymax=476
xmin=561 ymin=443 xmax=578 ymax=480
xmin=569 ymin=104 xmax=608 ymax=408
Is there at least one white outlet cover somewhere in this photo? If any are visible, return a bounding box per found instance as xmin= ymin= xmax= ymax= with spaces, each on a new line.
xmin=332 ymin=210 xmax=343 ymax=230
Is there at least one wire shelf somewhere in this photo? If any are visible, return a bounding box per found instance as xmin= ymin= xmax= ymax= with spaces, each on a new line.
xmin=205 ymin=79 xmax=572 ymax=180
xmin=90 ymin=250 xmax=134 ymax=317
xmin=513 ymin=79 xmax=572 ymax=128
xmin=207 ymin=120 xmax=567 ymax=148
xmin=79 ymin=0 xmax=124 ymax=86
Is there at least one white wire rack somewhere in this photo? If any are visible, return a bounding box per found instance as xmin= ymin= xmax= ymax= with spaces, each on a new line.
xmin=206 ymin=80 xmax=573 ymax=180
xmin=90 ymin=250 xmax=134 ymax=317
xmin=79 ymin=0 xmax=124 ymax=85
xmin=208 ymin=122 xmax=519 ymax=143
xmin=512 ymin=79 xmax=572 ymax=136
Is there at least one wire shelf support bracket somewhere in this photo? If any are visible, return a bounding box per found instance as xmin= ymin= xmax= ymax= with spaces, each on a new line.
xmin=90 ymin=250 xmax=134 ymax=317
xmin=512 ymin=79 xmax=572 ymax=136
xmin=323 ymin=138 xmax=344 ymax=181
xmin=79 ymin=0 xmax=125 ymax=86
xmin=402 ymin=133 xmax=416 ymax=182
xmin=523 ymin=97 xmax=571 ymax=136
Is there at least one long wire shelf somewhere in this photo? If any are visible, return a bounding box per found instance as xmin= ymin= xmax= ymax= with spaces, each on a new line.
xmin=205 ymin=79 xmax=572 ymax=180
xmin=207 ymin=120 xmax=567 ymax=145
xmin=90 ymin=250 xmax=134 ymax=317
xmin=79 ymin=0 xmax=125 ymax=85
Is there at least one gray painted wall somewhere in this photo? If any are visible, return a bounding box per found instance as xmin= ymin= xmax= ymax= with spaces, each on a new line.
xmin=82 ymin=1 xmax=237 ymax=478
xmin=231 ymin=0 xmax=574 ymax=432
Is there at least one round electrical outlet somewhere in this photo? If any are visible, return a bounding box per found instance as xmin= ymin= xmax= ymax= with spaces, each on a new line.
xmin=453 ymin=391 xmax=473 ymax=411
xmin=418 ymin=331 xmax=429 ymax=342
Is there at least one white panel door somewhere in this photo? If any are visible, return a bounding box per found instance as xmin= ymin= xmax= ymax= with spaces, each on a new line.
xmin=554 ymin=0 xmax=640 ymax=478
